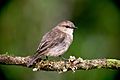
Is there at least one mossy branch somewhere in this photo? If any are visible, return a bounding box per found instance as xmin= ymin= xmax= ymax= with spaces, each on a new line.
xmin=0 ymin=54 xmax=119 ymax=73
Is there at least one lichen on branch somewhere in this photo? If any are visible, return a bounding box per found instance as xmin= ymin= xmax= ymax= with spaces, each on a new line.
xmin=0 ymin=54 xmax=119 ymax=73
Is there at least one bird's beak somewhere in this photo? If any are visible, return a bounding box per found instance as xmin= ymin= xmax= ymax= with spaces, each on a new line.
xmin=73 ymin=26 xmax=77 ymax=29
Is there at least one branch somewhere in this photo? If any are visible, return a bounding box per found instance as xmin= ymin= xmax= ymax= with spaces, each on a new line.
xmin=0 ymin=54 xmax=120 ymax=73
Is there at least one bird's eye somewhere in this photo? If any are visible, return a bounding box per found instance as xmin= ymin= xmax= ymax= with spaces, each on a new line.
xmin=65 ymin=26 xmax=70 ymax=28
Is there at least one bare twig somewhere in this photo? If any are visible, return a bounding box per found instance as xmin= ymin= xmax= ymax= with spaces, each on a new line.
xmin=0 ymin=54 xmax=119 ymax=73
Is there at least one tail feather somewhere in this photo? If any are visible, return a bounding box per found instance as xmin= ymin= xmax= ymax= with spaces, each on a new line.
xmin=27 ymin=57 xmax=38 ymax=67
xmin=27 ymin=51 xmax=42 ymax=67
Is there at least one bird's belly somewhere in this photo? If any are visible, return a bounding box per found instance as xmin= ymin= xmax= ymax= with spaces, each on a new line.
xmin=45 ymin=35 xmax=73 ymax=57
xmin=46 ymin=44 xmax=67 ymax=56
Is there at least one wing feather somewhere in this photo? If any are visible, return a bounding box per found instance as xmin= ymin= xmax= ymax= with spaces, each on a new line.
xmin=37 ymin=29 xmax=66 ymax=54
xmin=27 ymin=29 xmax=66 ymax=67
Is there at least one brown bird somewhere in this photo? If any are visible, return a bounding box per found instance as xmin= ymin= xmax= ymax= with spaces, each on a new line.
xmin=27 ymin=20 xmax=76 ymax=67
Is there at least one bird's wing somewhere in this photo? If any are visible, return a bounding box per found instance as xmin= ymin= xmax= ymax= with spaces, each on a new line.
xmin=37 ymin=29 xmax=66 ymax=54
xmin=27 ymin=29 xmax=66 ymax=67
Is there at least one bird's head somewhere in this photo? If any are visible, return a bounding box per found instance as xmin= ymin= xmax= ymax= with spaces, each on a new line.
xmin=56 ymin=20 xmax=77 ymax=35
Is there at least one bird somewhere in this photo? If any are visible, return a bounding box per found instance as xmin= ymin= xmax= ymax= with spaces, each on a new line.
xmin=27 ymin=20 xmax=77 ymax=67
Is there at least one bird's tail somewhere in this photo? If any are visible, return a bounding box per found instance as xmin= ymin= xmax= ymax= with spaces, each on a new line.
xmin=27 ymin=51 xmax=42 ymax=67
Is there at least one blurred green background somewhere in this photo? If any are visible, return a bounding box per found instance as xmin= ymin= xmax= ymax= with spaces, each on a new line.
xmin=0 ymin=0 xmax=120 ymax=80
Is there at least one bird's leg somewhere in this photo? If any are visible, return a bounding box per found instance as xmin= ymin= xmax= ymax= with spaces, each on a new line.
xmin=43 ymin=56 xmax=48 ymax=61
xmin=46 ymin=56 xmax=48 ymax=60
